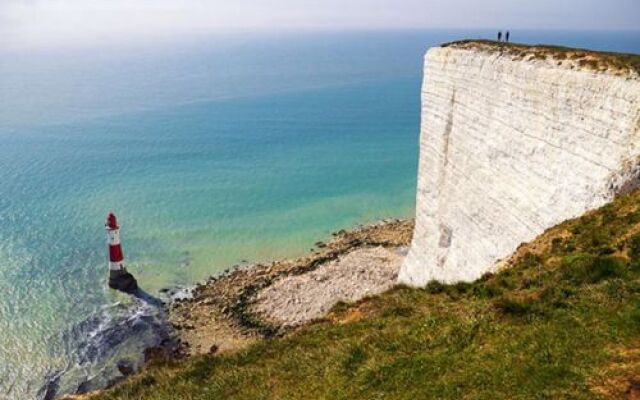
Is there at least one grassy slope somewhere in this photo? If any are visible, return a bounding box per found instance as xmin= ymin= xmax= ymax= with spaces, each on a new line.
xmin=91 ymin=191 xmax=640 ymax=400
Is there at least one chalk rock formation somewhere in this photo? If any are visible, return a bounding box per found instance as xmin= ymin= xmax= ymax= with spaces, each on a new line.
xmin=400 ymin=42 xmax=640 ymax=286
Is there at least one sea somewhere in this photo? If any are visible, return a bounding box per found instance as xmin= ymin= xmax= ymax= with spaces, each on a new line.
xmin=1 ymin=29 xmax=639 ymax=399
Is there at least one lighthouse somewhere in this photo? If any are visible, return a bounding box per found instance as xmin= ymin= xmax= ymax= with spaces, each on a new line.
xmin=105 ymin=212 xmax=138 ymax=293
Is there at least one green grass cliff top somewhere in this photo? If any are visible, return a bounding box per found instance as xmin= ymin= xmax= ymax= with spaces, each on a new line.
xmin=442 ymin=39 xmax=640 ymax=77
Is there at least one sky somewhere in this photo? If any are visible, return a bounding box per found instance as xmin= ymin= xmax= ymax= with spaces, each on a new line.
xmin=1 ymin=0 xmax=639 ymax=50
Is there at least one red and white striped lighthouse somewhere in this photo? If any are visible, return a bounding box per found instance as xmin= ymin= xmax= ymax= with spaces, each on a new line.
xmin=105 ymin=212 xmax=138 ymax=293
xmin=106 ymin=212 xmax=125 ymax=271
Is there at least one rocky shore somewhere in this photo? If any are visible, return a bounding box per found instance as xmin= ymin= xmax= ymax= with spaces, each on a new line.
xmin=168 ymin=218 xmax=414 ymax=356
xmin=60 ymin=218 xmax=413 ymax=399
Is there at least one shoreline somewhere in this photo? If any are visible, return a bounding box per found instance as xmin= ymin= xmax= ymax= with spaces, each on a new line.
xmin=61 ymin=218 xmax=414 ymax=399
xmin=168 ymin=218 xmax=414 ymax=356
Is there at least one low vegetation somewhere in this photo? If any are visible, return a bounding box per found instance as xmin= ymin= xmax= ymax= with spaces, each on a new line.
xmin=443 ymin=40 xmax=640 ymax=76
xmin=88 ymin=191 xmax=640 ymax=399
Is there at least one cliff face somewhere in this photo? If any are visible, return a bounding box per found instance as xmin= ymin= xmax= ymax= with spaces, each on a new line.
xmin=399 ymin=43 xmax=640 ymax=286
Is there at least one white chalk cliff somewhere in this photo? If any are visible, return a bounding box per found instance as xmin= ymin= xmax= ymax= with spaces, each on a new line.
xmin=399 ymin=42 xmax=640 ymax=286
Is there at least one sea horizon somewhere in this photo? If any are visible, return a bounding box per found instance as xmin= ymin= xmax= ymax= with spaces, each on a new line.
xmin=2 ymin=29 xmax=640 ymax=398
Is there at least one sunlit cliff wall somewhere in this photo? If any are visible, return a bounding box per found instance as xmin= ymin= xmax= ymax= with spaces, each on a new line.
xmin=399 ymin=42 xmax=640 ymax=286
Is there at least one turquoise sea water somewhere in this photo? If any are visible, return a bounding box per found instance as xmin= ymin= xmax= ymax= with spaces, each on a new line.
xmin=1 ymin=30 xmax=640 ymax=398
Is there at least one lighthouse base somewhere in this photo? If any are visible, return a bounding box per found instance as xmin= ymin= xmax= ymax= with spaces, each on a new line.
xmin=108 ymin=269 xmax=138 ymax=293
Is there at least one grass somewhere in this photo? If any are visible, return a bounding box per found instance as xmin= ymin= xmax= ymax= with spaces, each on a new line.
xmin=87 ymin=191 xmax=640 ymax=399
xmin=442 ymin=39 xmax=640 ymax=76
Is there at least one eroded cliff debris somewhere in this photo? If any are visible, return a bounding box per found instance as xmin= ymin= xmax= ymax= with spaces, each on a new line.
xmin=168 ymin=219 xmax=413 ymax=355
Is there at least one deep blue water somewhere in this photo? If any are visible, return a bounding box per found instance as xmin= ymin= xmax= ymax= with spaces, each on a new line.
xmin=1 ymin=30 xmax=639 ymax=399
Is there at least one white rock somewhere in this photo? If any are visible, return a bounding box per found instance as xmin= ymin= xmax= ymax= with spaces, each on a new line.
xmin=399 ymin=46 xmax=640 ymax=286
xmin=254 ymin=247 xmax=402 ymax=326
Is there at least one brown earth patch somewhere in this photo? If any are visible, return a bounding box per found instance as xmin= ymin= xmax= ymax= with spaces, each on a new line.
xmin=590 ymin=340 xmax=640 ymax=399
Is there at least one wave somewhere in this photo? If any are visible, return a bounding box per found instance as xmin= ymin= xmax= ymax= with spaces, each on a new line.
xmin=36 ymin=291 xmax=170 ymax=400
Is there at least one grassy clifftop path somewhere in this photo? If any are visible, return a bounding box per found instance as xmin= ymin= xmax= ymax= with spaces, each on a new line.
xmin=83 ymin=191 xmax=640 ymax=400
xmin=443 ymin=40 xmax=640 ymax=76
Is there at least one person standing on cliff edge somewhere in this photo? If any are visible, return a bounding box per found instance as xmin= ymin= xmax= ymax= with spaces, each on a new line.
xmin=506 ymin=31 xmax=510 ymax=42
xmin=497 ymin=31 xmax=502 ymax=41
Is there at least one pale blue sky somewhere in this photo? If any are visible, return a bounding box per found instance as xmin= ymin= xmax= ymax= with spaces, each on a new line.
xmin=1 ymin=0 xmax=639 ymax=49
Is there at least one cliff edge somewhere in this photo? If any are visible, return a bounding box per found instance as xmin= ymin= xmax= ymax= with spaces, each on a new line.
xmin=399 ymin=41 xmax=640 ymax=285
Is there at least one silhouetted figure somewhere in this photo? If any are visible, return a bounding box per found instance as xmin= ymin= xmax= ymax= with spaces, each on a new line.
xmin=497 ymin=31 xmax=502 ymax=41
xmin=506 ymin=31 xmax=510 ymax=42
